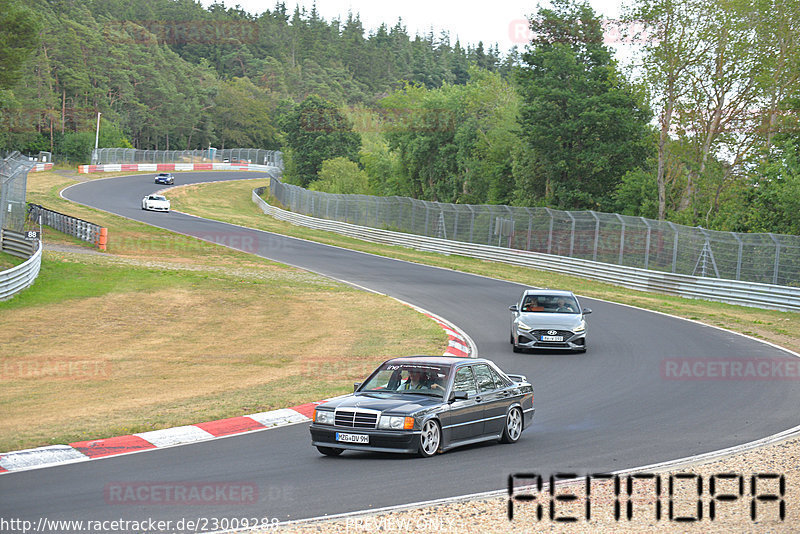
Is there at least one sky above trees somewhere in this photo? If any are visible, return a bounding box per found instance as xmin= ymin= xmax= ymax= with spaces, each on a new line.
xmin=202 ymin=0 xmax=628 ymax=52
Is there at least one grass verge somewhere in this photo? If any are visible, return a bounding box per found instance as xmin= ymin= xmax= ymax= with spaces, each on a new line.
xmin=0 ymin=171 xmax=444 ymax=452
xmin=0 ymin=251 xmax=25 ymax=271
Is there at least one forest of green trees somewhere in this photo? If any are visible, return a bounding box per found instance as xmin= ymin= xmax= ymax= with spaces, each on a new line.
xmin=1 ymin=0 xmax=799 ymax=235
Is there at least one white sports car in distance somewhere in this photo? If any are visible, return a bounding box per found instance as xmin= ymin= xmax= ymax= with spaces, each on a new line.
xmin=142 ymin=194 xmax=170 ymax=212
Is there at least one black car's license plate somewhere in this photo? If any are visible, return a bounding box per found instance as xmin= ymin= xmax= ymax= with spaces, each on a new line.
xmin=336 ymin=432 xmax=369 ymax=444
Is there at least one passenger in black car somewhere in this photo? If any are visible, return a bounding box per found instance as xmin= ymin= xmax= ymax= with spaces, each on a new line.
xmin=424 ymin=372 xmax=446 ymax=391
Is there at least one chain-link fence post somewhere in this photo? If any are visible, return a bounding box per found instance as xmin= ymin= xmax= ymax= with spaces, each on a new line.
xmin=616 ymin=213 xmax=625 ymax=265
xmin=769 ymin=233 xmax=781 ymax=285
xmin=642 ymin=217 xmax=652 ymax=270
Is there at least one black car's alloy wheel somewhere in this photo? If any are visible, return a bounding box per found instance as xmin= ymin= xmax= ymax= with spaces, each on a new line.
xmin=500 ymin=407 xmax=523 ymax=444
xmin=418 ymin=420 xmax=441 ymax=457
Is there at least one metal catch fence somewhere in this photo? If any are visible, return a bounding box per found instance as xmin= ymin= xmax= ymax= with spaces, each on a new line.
xmin=91 ymin=148 xmax=282 ymax=167
xmin=0 ymin=152 xmax=35 ymax=232
xmin=269 ymin=177 xmax=800 ymax=288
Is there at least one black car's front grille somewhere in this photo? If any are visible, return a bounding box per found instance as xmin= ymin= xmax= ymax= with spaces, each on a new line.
xmin=335 ymin=409 xmax=378 ymax=429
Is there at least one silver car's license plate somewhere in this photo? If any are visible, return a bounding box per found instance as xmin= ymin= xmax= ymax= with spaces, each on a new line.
xmin=541 ymin=335 xmax=563 ymax=342
xmin=336 ymin=432 xmax=369 ymax=444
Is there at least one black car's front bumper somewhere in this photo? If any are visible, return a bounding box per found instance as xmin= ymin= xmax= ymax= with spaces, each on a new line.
xmin=310 ymin=424 xmax=422 ymax=454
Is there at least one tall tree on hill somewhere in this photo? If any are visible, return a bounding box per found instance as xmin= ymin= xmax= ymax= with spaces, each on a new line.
xmin=281 ymin=95 xmax=361 ymax=186
xmin=515 ymin=0 xmax=652 ymax=210
xmin=625 ymin=0 xmax=702 ymax=220
xmin=0 ymin=0 xmax=40 ymax=90
xmin=211 ymin=77 xmax=278 ymax=150
xmin=627 ymin=0 xmax=800 ymax=225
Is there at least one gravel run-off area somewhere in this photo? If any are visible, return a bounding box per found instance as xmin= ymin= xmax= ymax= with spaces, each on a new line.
xmin=273 ymin=431 xmax=800 ymax=534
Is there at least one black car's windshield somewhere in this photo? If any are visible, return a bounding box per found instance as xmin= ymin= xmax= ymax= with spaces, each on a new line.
xmin=521 ymin=295 xmax=579 ymax=314
xmin=360 ymin=362 xmax=450 ymax=397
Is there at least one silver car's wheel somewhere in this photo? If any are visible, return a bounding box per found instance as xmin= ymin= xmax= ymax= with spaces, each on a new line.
xmin=418 ymin=419 xmax=441 ymax=457
xmin=500 ymin=407 xmax=523 ymax=443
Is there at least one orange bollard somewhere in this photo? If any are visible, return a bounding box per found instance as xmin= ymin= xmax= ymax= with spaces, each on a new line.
xmin=98 ymin=227 xmax=108 ymax=251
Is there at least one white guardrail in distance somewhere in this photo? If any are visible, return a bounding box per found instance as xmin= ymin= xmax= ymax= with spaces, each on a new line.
xmin=0 ymin=239 xmax=42 ymax=301
xmin=252 ymin=188 xmax=800 ymax=312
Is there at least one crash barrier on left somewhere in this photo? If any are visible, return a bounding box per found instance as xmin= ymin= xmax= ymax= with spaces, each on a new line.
xmin=27 ymin=204 xmax=107 ymax=251
xmin=0 ymin=229 xmax=42 ymax=301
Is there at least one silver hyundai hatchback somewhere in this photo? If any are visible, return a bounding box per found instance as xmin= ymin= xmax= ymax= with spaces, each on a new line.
xmin=509 ymin=289 xmax=592 ymax=353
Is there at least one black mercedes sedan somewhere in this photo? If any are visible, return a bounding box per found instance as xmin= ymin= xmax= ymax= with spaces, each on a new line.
xmin=309 ymin=356 xmax=534 ymax=458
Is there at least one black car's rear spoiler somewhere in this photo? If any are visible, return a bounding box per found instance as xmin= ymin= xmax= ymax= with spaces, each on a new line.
xmin=506 ymin=373 xmax=527 ymax=384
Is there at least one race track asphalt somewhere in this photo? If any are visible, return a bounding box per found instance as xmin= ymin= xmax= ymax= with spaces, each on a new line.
xmin=2 ymin=171 xmax=798 ymax=532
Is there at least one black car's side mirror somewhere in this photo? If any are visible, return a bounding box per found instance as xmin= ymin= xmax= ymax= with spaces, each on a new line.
xmin=353 ymin=382 xmax=361 ymax=392
xmin=509 ymin=305 xmax=519 ymax=312
xmin=582 ymin=308 xmax=592 ymax=315
xmin=449 ymin=390 xmax=468 ymax=403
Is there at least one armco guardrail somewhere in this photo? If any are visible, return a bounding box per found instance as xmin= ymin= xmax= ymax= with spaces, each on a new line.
xmin=1 ymin=228 xmax=37 ymax=258
xmin=253 ymin=187 xmax=800 ymax=312
xmin=0 ymin=230 xmax=42 ymax=301
xmin=27 ymin=204 xmax=107 ymax=250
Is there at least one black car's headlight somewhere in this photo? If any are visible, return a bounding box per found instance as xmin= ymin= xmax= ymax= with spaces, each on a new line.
xmin=314 ymin=409 xmax=334 ymax=425
xmin=378 ymin=415 xmax=414 ymax=430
